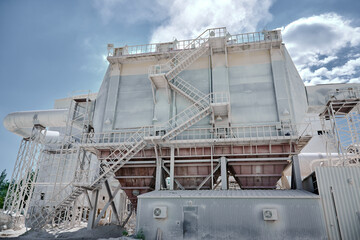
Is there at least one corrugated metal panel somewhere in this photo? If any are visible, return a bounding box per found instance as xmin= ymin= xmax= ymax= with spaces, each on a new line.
xmin=316 ymin=166 xmax=360 ymax=240
xmin=139 ymin=189 xmax=319 ymax=199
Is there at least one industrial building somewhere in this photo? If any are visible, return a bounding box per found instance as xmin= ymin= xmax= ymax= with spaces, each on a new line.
xmin=1 ymin=27 xmax=360 ymax=239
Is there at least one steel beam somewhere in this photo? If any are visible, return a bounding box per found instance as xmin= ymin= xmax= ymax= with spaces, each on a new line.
xmin=161 ymin=163 xmax=184 ymax=190
xmin=196 ymin=162 xmax=221 ymax=190
xmin=228 ymin=164 xmax=242 ymax=189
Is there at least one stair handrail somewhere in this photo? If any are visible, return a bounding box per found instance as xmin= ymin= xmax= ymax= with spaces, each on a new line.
xmin=82 ymin=92 xmax=230 ymax=145
xmin=169 ymin=76 xmax=207 ymax=101
xmin=149 ymin=27 xmax=227 ymax=75
xmin=154 ymin=91 xmax=230 ymax=134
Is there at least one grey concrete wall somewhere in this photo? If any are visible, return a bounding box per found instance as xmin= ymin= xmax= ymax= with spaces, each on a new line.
xmin=137 ymin=190 xmax=327 ymax=240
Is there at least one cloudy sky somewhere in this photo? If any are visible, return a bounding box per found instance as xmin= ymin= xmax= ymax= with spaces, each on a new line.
xmin=0 ymin=0 xmax=360 ymax=176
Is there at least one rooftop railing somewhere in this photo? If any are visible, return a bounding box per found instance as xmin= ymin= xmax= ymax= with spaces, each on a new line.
xmin=227 ymin=30 xmax=281 ymax=45
xmin=108 ymin=29 xmax=281 ymax=57
xmin=326 ymin=88 xmax=360 ymax=103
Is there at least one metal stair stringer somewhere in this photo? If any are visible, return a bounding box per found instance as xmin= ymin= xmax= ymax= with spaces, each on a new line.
xmin=168 ymin=76 xmax=207 ymax=103
xmin=159 ymin=93 xmax=213 ymax=141
xmin=164 ymin=44 xmax=210 ymax=82
xmin=149 ymin=28 xmax=227 ymax=87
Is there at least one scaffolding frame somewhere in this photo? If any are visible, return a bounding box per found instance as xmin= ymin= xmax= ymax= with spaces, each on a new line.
xmin=320 ymin=89 xmax=360 ymax=166
xmin=2 ymin=126 xmax=46 ymax=226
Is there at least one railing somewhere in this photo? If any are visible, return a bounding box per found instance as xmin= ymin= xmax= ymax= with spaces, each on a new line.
xmin=175 ymin=123 xmax=312 ymax=141
xmin=111 ymin=39 xmax=199 ymax=57
xmin=227 ymin=30 xmax=281 ymax=45
xmin=81 ymin=122 xmax=312 ymax=145
xmin=326 ymin=88 xmax=360 ymax=103
xmin=108 ymin=29 xmax=281 ymax=58
xmin=81 ymin=92 xmax=229 ymax=145
xmin=211 ymin=91 xmax=230 ymax=104
xmin=148 ymin=27 xmax=226 ymax=76
xmin=170 ymin=76 xmax=207 ymax=102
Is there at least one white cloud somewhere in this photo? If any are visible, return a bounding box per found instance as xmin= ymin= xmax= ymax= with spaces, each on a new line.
xmin=150 ymin=0 xmax=273 ymax=43
xmin=283 ymin=13 xmax=360 ymax=85
xmin=349 ymin=77 xmax=360 ymax=83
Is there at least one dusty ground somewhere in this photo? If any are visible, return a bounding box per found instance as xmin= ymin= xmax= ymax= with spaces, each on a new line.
xmin=0 ymin=224 xmax=133 ymax=240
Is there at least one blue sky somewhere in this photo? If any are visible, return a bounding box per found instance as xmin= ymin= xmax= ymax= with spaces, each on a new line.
xmin=0 ymin=0 xmax=360 ymax=177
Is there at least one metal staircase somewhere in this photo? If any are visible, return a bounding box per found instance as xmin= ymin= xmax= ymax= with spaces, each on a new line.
xmin=148 ymin=27 xmax=226 ymax=88
xmin=168 ymin=76 xmax=207 ymax=103
xmin=28 ymin=91 xmax=217 ymax=229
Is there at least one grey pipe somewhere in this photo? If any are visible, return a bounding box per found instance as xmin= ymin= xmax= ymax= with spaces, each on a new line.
xmin=3 ymin=109 xmax=68 ymax=138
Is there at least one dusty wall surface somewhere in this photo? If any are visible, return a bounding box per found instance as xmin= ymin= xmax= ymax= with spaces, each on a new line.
xmin=93 ymin=46 xmax=308 ymax=133
xmin=137 ymin=190 xmax=327 ymax=240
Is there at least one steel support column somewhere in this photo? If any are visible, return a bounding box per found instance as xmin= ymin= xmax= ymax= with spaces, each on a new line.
xmin=291 ymin=155 xmax=302 ymax=190
xmin=169 ymin=147 xmax=175 ymax=190
xmin=94 ymin=181 xmax=121 ymax=226
xmin=87 ymin=189 xmax=99 ymax=230
xmin=155 ymin=157 xmax=163 ymax=190
xmin=220 ymin=156 xmax=228 ymax=190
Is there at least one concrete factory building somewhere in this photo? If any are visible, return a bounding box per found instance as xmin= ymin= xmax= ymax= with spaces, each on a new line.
xmin=1 ymin=27 xmax=360 ymax=239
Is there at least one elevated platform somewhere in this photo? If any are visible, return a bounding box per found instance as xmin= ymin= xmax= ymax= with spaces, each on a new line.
xmin=148 ymin=73 xmax=168 ymax=89
xmin=320 ymin=99 xmax=360 ymax=120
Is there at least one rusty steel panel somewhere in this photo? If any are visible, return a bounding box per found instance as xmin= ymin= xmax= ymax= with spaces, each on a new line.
xmin=106 ymin=143 xmax=295 ymax=204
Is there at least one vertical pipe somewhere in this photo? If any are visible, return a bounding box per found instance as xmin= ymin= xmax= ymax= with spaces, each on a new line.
xmin=209 ymin=48 xmax=213 ymax=94
xmin=169 ymin=147 xmax=175 ymax=190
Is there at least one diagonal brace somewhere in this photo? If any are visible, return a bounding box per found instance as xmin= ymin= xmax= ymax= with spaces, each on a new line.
xmin=94 ymin=180 xmax=122 ymax=226
xmin=196 ymin=162 xmax=221 ymax=190
xmin=162 ymin=162 xmax=185 ymax=190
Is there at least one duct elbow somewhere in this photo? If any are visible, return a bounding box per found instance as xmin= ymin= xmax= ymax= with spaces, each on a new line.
xmin=3 ymin=109 xmax=68 ymax=138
